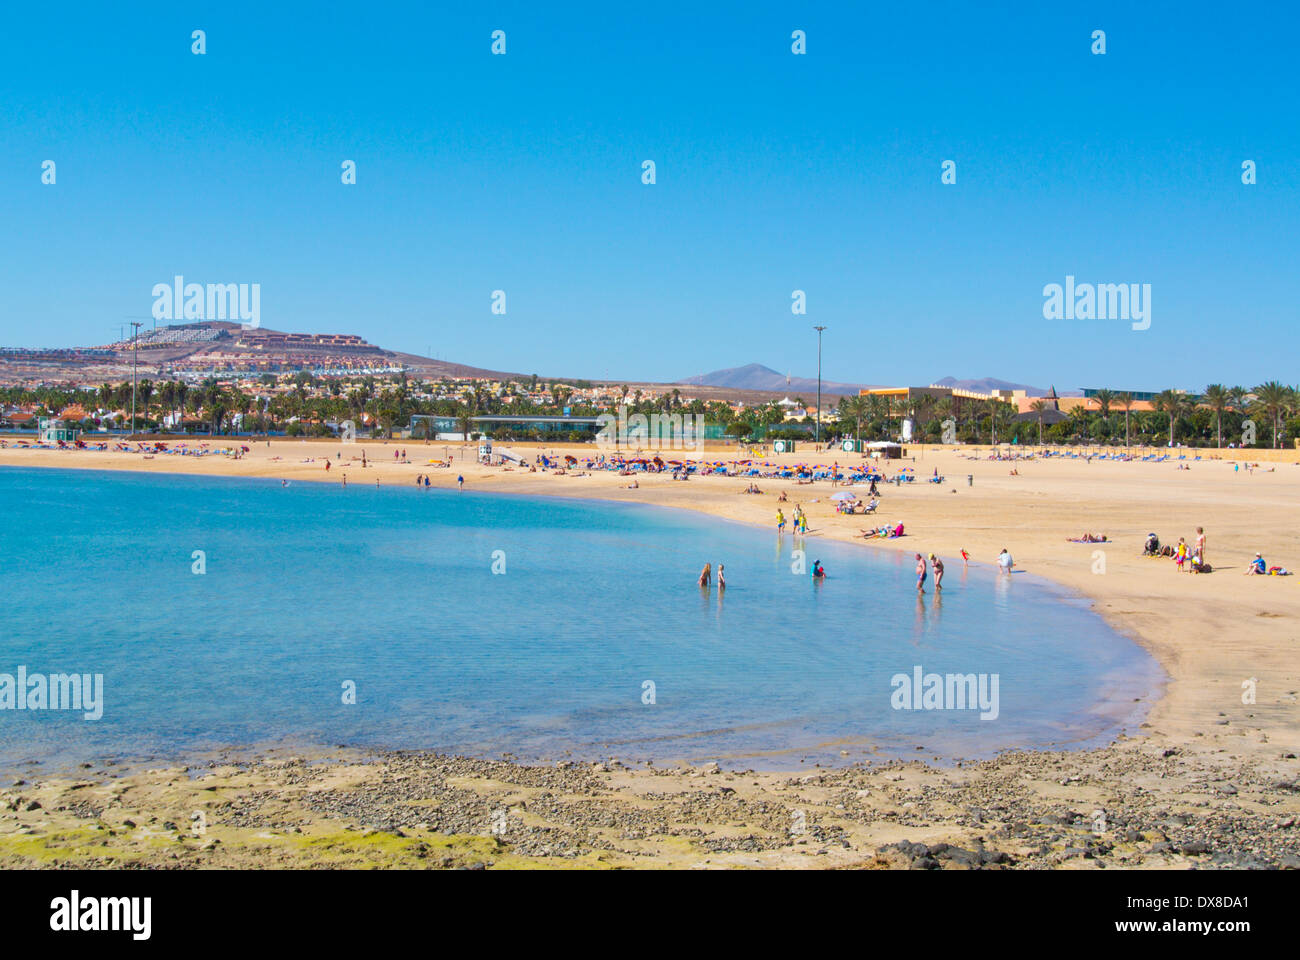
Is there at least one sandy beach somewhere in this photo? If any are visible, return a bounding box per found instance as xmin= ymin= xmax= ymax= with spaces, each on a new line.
xmin=2 ymin=438 xmax=1298 ymax=868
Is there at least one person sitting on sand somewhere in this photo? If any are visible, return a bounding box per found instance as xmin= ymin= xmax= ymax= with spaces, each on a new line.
xmin=1143 ymin=533 xmax=1160 ymax=556
xmin=698 ymin=562 xmax=712 ymax=587
xmin=1245 ymin=553 xmax=1267 ymax=575
xmin=627 ymin=478 xmax=639 ymax=489
xmin=778 ymin=491 xmax=788 ymax=502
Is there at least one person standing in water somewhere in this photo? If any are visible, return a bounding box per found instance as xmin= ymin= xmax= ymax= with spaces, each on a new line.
xmin=931 ymin=553 xmax=944 ymax=590
xmin=915 ymin=553 xmax=927 ymax=593
xmin=717 ymin=564 xmax=726 ymax=590
xmin=698 ymin=562 xmax=712 ymax=587
xmin=776 ymin=509 xmax=786 ymax=533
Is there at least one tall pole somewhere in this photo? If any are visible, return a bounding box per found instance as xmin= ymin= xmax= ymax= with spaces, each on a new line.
xmin=814 ymin=325 xmax=826 ymax=443
xmin=130 ymin=321 xmax=143 ymax=437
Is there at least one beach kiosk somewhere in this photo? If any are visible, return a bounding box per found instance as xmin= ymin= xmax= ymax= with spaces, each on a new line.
xmin=477 ymin=439 xmax=493 ymax=464
xmin=867 ymin=441 xmax=903 ymax=460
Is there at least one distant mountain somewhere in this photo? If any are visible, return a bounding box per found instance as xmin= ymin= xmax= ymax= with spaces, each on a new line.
xmin=930 ymin=377 xmax=1083 ymax=398
xmin=678 ymin=363 xmax=874 ymax=398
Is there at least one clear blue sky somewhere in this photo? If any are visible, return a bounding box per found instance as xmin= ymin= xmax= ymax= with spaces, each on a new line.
xmin=1 ymin=1 xmax=1296 ymax=391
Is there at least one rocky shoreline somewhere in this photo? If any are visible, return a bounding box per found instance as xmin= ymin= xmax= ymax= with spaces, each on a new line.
xmin=2 ymin=730 xmax=1297 ymax=869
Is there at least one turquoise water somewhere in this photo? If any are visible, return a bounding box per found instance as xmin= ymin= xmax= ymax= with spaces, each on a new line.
xmin=0 ymin=467 xmax=1162 ymax=773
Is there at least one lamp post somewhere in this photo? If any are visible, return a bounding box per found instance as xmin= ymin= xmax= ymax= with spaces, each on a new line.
xmin=813 ymin=325 xmax=826 ymax=444
xmin=130 ymin=321 xmax=143 ymax=437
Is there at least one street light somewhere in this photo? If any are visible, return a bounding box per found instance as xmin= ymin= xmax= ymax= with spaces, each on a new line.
xmin=129 ymin=321 xmax=143 ymax=437
xmin=813 ymin=325 xmax=826 ymax=443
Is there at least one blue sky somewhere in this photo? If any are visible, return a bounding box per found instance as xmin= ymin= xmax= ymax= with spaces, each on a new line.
xmin=1 ymin=1 xmax=1296 ymax=391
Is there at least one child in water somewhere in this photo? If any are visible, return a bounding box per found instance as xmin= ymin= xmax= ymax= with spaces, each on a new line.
xmin=812 ymin=560 xmax=825 ymax=580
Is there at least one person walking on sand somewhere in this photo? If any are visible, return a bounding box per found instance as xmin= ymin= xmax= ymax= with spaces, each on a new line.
xmin=698 ymin=562 xmax=712 ymax=587
xmin=458 ymin=474 xmax=464 ymax=490
xmin=1195 ymin=526 xmax=1206 ymax=564
xmin=931 ymin=553 xmax=944 ymax=590
xmin=915 ymin=553 xmax=927 ymax=593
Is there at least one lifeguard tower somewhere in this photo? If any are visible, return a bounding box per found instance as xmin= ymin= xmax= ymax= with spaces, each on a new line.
xmin=39 ymin=418 xmax=80 ymax=444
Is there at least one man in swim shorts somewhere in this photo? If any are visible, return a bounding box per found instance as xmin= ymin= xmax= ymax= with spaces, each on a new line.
xmin=915 ymin=553 xmax=927 ymax=593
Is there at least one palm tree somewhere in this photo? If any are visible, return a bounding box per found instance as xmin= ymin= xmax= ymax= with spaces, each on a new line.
xmin=1115 ymin=392 xmax=1134 ymax=449
xmin=1091 ymin=388 xmax=1114 ymax=420
xmin=1152 ymin=389 xmax=1181 ymax=446
xmin=1202 ymin=384 xmax=1231 ymax=448
xmin=931 ymin=397 xmax=954 ymax=442
xmin=1250 ymin=381 xmax=1294 ymax=449
xmin=1028 ymin=399 xmax=1047 ymax=446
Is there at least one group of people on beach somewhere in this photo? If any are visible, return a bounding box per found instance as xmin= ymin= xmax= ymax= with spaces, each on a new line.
xmin=1147 ymin=527 xmax=1212 ymax=573
xmin=775 ymin=505 xmax=809 ymax=535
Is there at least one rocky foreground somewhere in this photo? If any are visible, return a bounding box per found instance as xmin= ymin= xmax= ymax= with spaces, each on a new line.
xmin=2 ymin=731 xmax=1298 ymax=869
